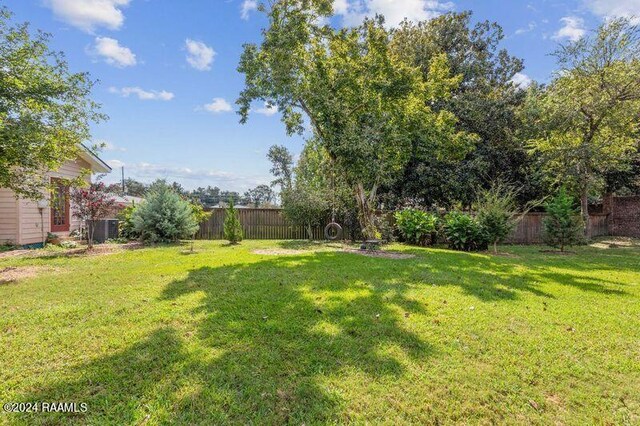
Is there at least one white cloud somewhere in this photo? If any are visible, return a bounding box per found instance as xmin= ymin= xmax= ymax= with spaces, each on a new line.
xmin=241 ymin=0 xmax=258 ymax=20
xmin=109 ymin=86 xmax=175 ymax=101
xmin=101 ymin=141 xmax=127 ymax=152
xmin=510 ymin=72 xmax=532 ymax=89
xmin=104 ymin=160 xmax=268 ymax=191
xmin=585 ymin=0 xmax=640 ymax=24
xmin=185 ymin=39 xmax=215 ymax=71
xmin=92 ymin=37 xmax=136 ymax=67
xmin=333 ymin=0 xmax=349 ymax=14
xmin=334 ymin=0 xmax=455 ymax=28
xmin=44 ymin=0 xmax=130 ymax=33
xmin=553 ymin=16 xmax=587 ymax=42
xmin=203 ymin=98 xmax=233 ymax=113
xmin=106 ymin=159 xmax=126 ymax=169
xmin=254 ymin=103 xmax=278 ymax=116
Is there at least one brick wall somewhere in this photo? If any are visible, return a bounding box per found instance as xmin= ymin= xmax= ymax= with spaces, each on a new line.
xmin=604 ymin=195 xmax=640 ymax=238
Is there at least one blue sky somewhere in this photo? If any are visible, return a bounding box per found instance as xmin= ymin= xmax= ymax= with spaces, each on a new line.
xmin=6 ymin=0 xmax=639 ymax=191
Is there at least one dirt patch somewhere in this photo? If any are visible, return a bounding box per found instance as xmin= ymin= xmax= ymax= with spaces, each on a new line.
xmin=61 ymin=242 xmax=144 ymax=257
xmin=590 ymin=237 xmax=640 ymax=249
xmin=0 ymin=242 xmax=145 ymax=259
xmin=0 ymin=266 xmax=57 ymax=284
xmin=342 ymin=249 xmax=415 ymax=259
xmin=0 ymin=249 xmax=34 ymax=259
xmin=253 ymin=249 xmax=313 ymax=256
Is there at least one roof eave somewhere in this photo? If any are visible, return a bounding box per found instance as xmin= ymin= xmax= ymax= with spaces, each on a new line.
xmin=79 ymin=144 xmax=112 ymax=173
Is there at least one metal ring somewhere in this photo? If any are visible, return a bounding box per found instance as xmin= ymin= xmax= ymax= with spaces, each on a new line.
xmin=324 ymin=222 xmax=343 ymax=240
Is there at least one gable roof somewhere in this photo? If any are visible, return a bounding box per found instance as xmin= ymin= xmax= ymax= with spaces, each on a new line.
xmin=79 ymin=143 xmax=112 ymax=173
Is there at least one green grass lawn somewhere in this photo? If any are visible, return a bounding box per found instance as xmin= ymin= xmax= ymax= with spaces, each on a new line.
xmin=1 ymin=240 xmax=639 ymax=425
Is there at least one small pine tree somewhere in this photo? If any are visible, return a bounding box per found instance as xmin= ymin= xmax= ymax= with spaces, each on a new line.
xmin=223 ymin=199 xmax=243 ymax=244
xmin=543 ymin=188 xmax=584 ymax=252
xmin=475 ymin=184 xmax=520 ymax=254
xmin=132 ymin=183 xmax=198 ymax=243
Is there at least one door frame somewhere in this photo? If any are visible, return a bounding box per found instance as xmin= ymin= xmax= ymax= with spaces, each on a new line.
xmin=50 ymin=177 xmax=70 ymax=232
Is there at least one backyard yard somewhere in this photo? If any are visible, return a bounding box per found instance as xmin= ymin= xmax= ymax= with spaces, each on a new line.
xmin=0 ymin=240 xmax=638 ymax=425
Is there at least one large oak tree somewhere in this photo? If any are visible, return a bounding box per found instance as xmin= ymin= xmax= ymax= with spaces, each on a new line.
xmin=237 ymin=1 xmax=473 ymax=238
xmin=389 ymin=12 xmax=537 ymax=208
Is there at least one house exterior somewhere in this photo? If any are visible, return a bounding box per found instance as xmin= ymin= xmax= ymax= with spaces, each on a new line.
xmin=0 ymin=146 xmax=111 ymax=247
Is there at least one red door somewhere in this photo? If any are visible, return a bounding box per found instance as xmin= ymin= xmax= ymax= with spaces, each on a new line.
xmin=51 ymin=178 xmax=70 ymax=232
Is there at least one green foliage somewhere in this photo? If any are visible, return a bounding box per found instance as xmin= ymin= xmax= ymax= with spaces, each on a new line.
xmin=123 ymin=179 xmax=148 ymax=197
xmin=475 ymin=184 xmax=520 ymax=253
xmin=282 ymin=188 xmax=329 ymax=240
xmin=389 ymin=12 xmax=536 ymax=208
xmin=244 ymin=185 xmax=274 ymax=207
xmin=0 ymin=241 xmax=18 ymax=252
xmin=543 ymin=188 xmax=584 ymax=252
xmin=376 ymin=213 xmax=396 ymax=243
xmin=526 ymin=18 xmax=640 ymax=217
xmin=131 ymin=183 xmax=198 ymax=243
xmin=59 ymin=240 xmax=78 ymax=249
xmin=394 ymin=208 xmax=439 ymax=246
xmin=267 ymin=145 xmax=294 ymax=193
xmin=443 ymin=212 xmax=489 ymax=251
xmin=0 ymin=8 xmax=105 ymax=199
xmin=280 ymin=140 xmax=349 ymax=240
xmin=190 ymin=202 xmax=212 ymax=227
xmin=117 ymin=205 xmax=140 ymax=240
xmin=187 ymin=202 xmax=211 ymax=251
xmin=238 ymin=4 xmax=474 ymax=238
xmin=223 ymin=200 xmax=243 ymax=244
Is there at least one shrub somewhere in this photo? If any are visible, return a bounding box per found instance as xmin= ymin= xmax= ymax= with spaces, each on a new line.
xmin=443 ymin=212 xmax=488 ymax=251
xmin=223 ymin=199 xmax=243 ymax=244
xmin=475 ymin=184 xmax=520 ymax=254
xmin=117 ymin=205 xmax=140 ymax=240
xmin=0 ymin=241 xmax=18 ymax=252
xmin=543 ymin=188 xmax=584 ymax=252
xmin=376 ymin=213 xmax=396 ymax=243
xmin=132 ymin=183 xmax=198 ymax=243
xmin=46 ymin=232 xmax=61 ymax=245
xmin=70 ymin=181 xmax=117 ymax=249
xmin=394 ymin=208 xmax=439 ymax=246
xmin=281 ymin=188 xmax=328 ymax=240
xmin=188 ymin=201 xmax=211 ymax=252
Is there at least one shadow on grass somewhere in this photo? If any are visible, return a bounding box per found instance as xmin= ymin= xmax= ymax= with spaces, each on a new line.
xmin=18 ymin=253 xmax=433 ymax=423
xmin=15 ymin=248 xmax=632 ymax=423
xmin=413 ymin=250 xmax=630 ymax=299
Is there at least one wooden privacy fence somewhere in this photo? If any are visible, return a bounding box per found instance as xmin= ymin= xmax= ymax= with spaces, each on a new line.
xmin=197 ymin=208 xmax=611 ymax=244
xmin=506 ymin=212 xmax=609 ymax=244
xmin=197 ymin=208 xmax=347 ymax=240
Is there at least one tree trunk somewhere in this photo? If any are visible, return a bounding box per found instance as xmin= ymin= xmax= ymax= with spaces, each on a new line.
xmin=580 ymin=187 xmax=590 ymax=239
xmin=493 ymin=241 xmax=498 ymax=255
xmin=354 ymin=182 xmax=377 ymax=240
xmin=87 ymin=220 xmax=94 ymax=249
xmin=306 ymin=223 xmax=313 ymax=240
